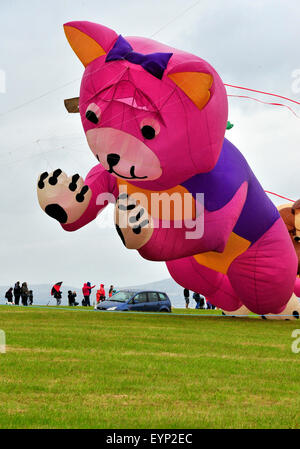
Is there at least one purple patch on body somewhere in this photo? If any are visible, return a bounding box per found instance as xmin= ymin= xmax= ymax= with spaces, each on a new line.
xmin=182 ymin=138 xmax=279 ymax=244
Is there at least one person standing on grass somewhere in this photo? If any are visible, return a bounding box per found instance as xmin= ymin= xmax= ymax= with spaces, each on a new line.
xmin=109 ymin=285 xmax=114 ymax=298
xmin=21 ymin=282 xmax=29 ymax=306
xmin=82 ymin=282 xmax=95 ymax=306
xmin=82 ymin=283 xmax=88 ymax=306
xmin=99 ymin=284 xmax=105 ymax=301
xmin=5 ymin=288 xmax=13 ymax=304
xmin=73 ymin=291 xmax=79 ymax=306
xmin=53 ymin=289 xmax=62 ymax=306
xmin=28 ymin=290 xmax=33 ymax=305
xmin=183 ymin=288 xmax=190 ymax=309
xmin=96 ymin=284 xmax=106 ymax=303
xmin=13 ymin=281 xmax=21 ymax=305
xmin=193 ymin=292 xmax=200 ymax=309
xmin=96 ymin=286 xmax=101 ymax=304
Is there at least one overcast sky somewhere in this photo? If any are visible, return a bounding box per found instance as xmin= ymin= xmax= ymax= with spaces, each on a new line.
xmin=0 ymin=0 xmax=299 ymax=288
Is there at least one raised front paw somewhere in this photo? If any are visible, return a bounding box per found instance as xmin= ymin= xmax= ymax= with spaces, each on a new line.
xmin=37 ymin=169 xmax=91 ymax=224
xmin=115 ymin=193 xmax=153 ymax=249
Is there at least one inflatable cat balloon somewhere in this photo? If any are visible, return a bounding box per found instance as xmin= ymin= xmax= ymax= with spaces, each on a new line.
xmin=37 ymin=21 xmax=300 ymax=319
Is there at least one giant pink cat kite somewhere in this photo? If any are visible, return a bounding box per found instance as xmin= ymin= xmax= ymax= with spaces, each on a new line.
xmin=37 ymin=21 xmax=300 ymax=319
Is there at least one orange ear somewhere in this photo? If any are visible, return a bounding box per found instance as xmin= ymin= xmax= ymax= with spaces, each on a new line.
xmin=64 ymin=25 xmax=107 ymax=67
xmin=168 ymin=72 xmax=213 ymax=110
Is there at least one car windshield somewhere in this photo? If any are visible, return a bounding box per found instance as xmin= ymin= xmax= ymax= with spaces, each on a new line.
xmin=109 ymin=291 xmax=135 ymax=302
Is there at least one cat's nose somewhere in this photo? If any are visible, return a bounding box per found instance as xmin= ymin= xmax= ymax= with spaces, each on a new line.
xmin=107 ymin=153 xmax=120 ymax=167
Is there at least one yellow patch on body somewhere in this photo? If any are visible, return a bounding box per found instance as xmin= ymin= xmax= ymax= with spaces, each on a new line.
xmin=193 ymin=232 xmax=251 ymax=274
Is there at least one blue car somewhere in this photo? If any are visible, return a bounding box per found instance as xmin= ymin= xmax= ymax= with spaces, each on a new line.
xmin=95 ymin=290 xmax=172 ymax=312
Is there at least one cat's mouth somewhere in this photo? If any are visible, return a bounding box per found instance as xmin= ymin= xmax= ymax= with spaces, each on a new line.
xmin=108 ymin=165 xmax=148 ymax=180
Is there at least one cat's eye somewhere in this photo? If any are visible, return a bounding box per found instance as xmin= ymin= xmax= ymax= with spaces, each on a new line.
xmin=141 ymin=125 xmax=155 ymax=139
xmin=140 ymin=118 xmax=160 ymax=139
xmin=85 ymin=103 xmax=101 ymax=124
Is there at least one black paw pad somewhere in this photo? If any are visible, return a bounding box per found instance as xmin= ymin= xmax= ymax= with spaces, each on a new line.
xmin=45 ymin=204 xmax=68 ymax=224
xmin=132 ymin=226 xmax=142 ymax=235
xmin=76 ymin=185 xmax=89 ymax=203
xmin=38 ymin=172 xmax=49 ymax=189
xmin=129 ymin=208 xmax=144 ymax=223
xmin=293 ymin=311 xmax=299 ymax=319
xmin=48 ymin=169 xmax=62 ymax=186
xmin=69 ymin=174 xmax=80 ymax=192
xmin=132 ymin=220 xmax=149 ymax=235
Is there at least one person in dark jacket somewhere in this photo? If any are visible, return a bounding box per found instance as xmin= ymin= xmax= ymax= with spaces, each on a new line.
xmin=193 ymin=292 xmax=205 ymax=309
xmin=21 ymin=282 xmax=29 ymax=306
xmin=13 ymin=281 xmax=21 ymax=305
xmin=53 ymin=289 xmax=62 ymax=306
xmin=28 ymin=290 xmax=33 ymax=306
xmin=183 ymin=288 xmax=190 ymax=309
xmin=193 ymin=292 xmax=200 ymax=309
xmin=5 ymin=288 xmax=13 ymax=304
xmin=68 ymin=291 xmax=78 ymax=306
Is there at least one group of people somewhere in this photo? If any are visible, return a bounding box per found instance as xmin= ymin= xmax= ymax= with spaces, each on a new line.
xmin=64 ymin=283 xmax=116 ymax=307
xmin=3 ymin=281 xmax=117 ymax=307
xmin=51 ymin=282 xmax=117 ymax=307
xmin=183 ymin=288 xmax=216 ymax=310
xmin=5 ymin=282 xmax=33 ymax=306
xmin=82 ymin=283 xmax=116 ymax=307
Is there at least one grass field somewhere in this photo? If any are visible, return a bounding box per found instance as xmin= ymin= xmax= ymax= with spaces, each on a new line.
xmin=0 ymin=305 xmax=300 ymax=429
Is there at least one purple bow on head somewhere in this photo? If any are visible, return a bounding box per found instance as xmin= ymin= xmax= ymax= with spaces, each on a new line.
xmin=105 ymin=35 xmax=173 ymax=80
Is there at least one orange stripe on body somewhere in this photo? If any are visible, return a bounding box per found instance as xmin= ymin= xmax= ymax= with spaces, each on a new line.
xmin=117 ymin=179 xmax=197 ymax=221
xmin=193 ymin=232 xmax=251 ymax=274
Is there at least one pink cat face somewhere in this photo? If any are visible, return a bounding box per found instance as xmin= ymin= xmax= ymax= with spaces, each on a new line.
xmin=64 ymin=21 xmax=228 ymax=190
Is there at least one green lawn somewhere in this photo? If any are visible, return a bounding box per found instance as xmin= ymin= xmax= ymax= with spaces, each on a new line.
xmin=0 ymin=305 xmax=300 ymax=429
